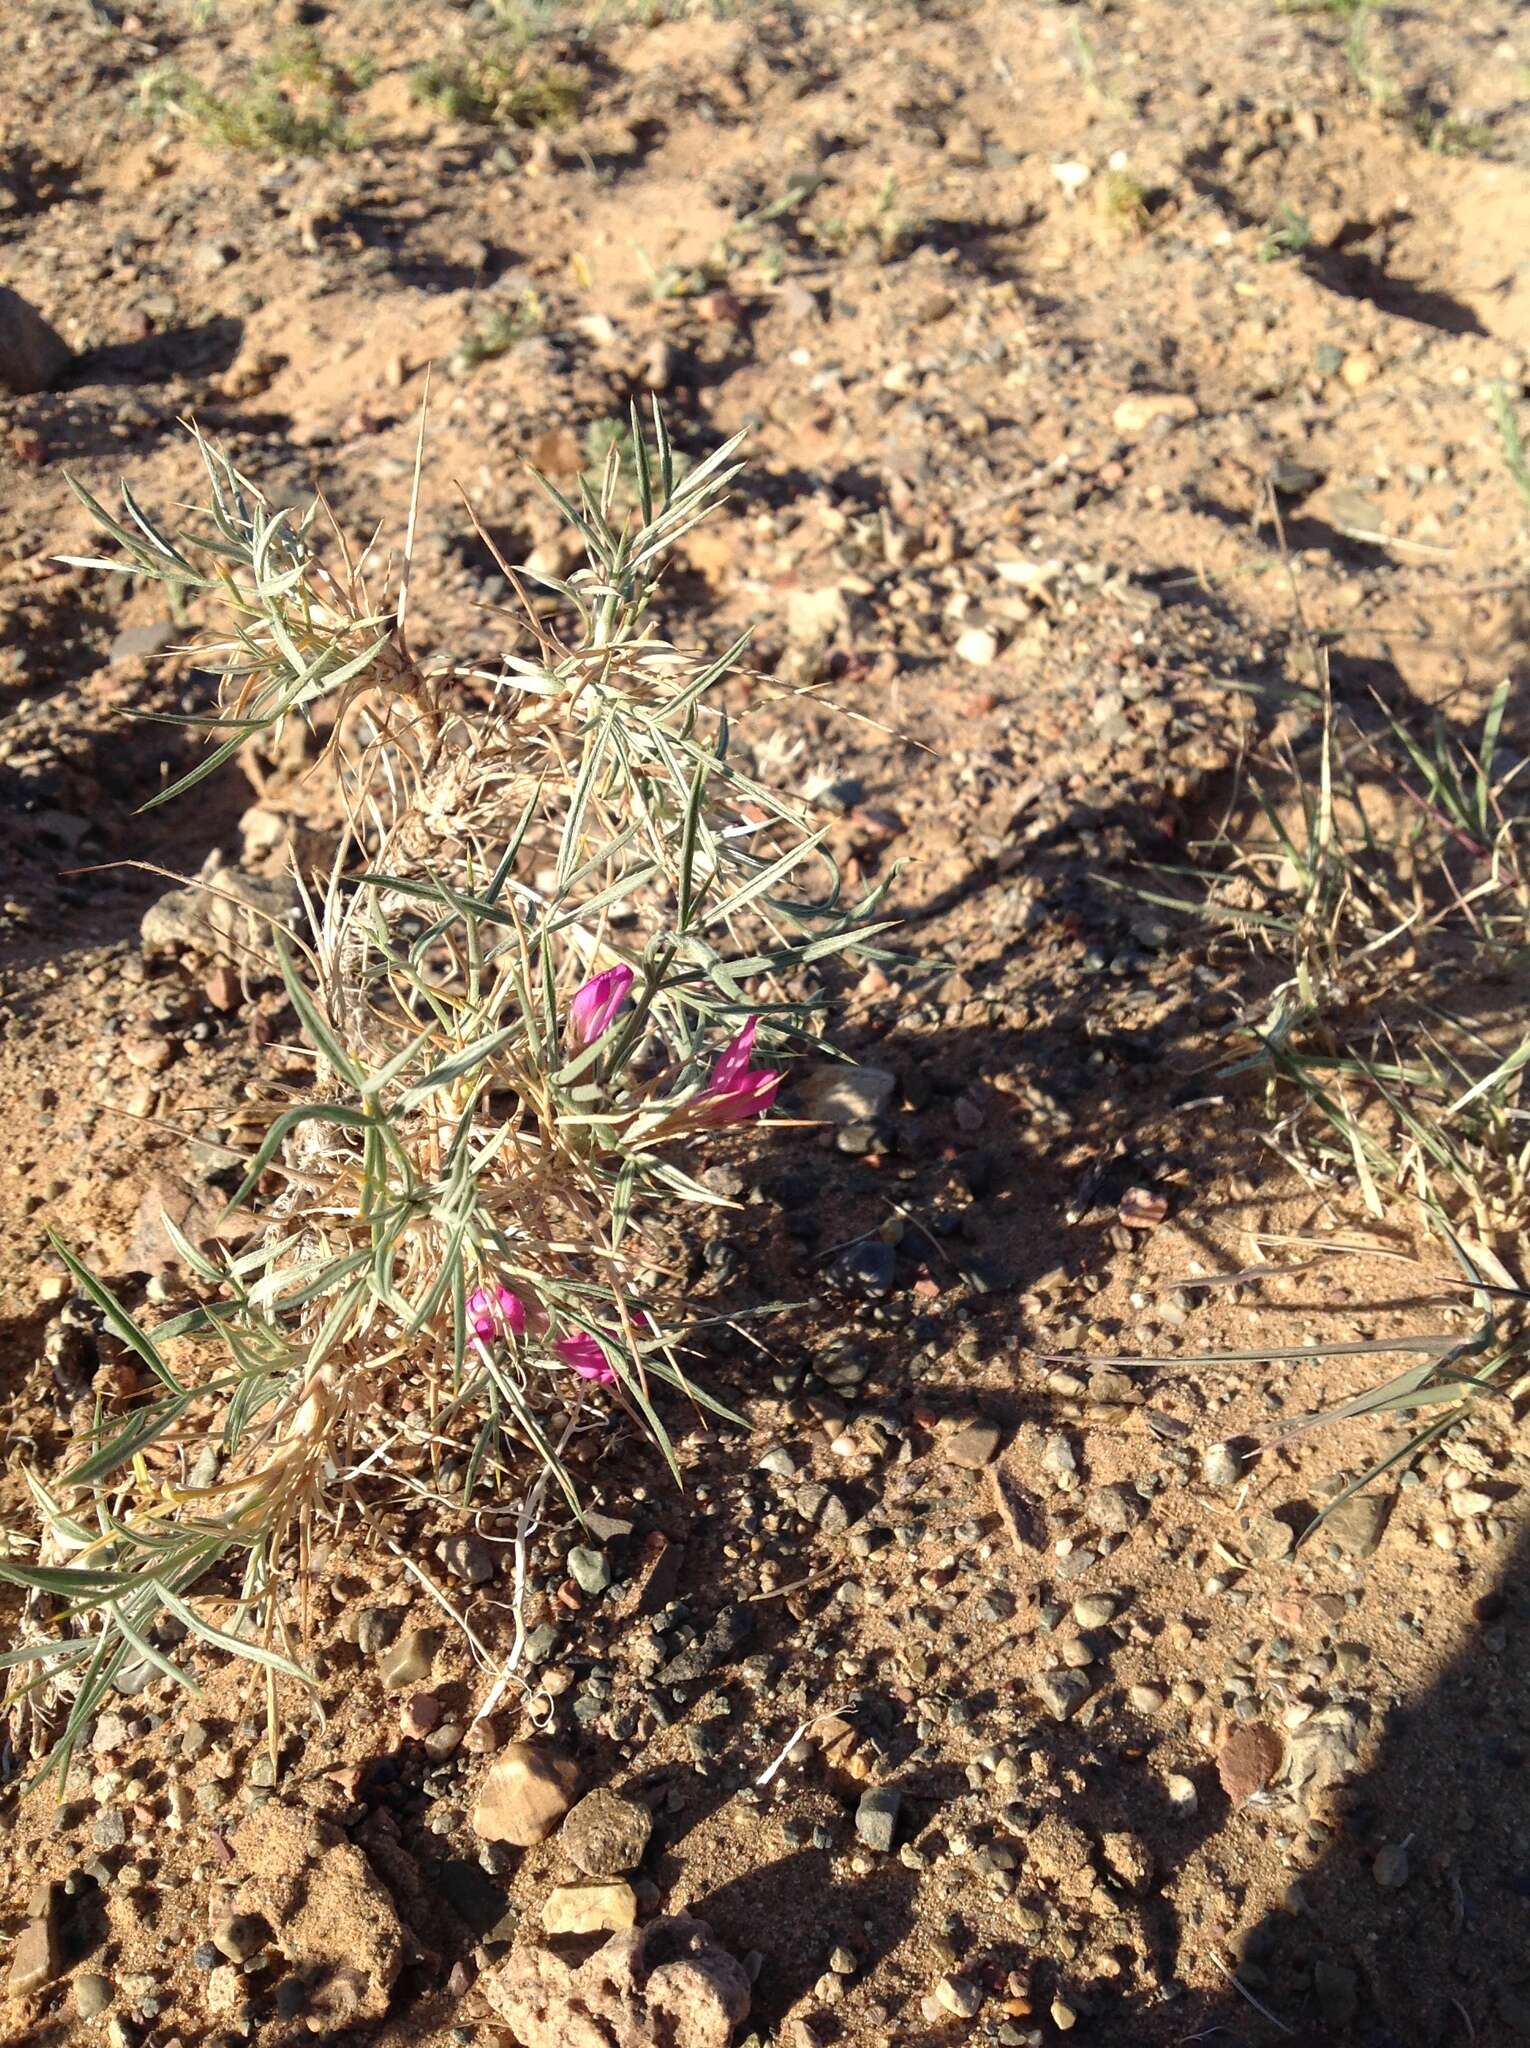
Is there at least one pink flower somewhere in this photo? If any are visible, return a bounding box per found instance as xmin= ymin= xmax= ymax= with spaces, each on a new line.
xmin=699 ymin=1017 xmax=780 ymax=1125
xmin=469 ymin=1283 xmax=527 ymax=1343
xmin=569 ymin=964 xmax=635 ymax=1046
xmin=555 ymin=1332 xmax=616 ymax=1386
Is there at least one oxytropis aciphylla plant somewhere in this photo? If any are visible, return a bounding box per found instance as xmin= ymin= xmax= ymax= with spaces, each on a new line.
xmin=0 ymin=404 xmax=897 ymax=1784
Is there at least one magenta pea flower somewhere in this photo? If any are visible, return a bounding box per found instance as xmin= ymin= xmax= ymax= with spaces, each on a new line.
xmin=569 ymin=964 xmax=635 ymax=1046
xmin=468 ymin=1283 xmax=527 ymax=1343
xmin=555 ymin=1331 xmax=616 ymax=1386
xmin=699 ymin=1017 xmax=781 ymax=1125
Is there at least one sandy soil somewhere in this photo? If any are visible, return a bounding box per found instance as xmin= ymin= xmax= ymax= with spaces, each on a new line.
xmin=3 ymin=3 xmax=1530 ymax=2045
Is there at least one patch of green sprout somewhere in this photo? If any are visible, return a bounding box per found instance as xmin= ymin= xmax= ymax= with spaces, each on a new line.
xmin=1259 ymin=203 xmax=1314 ymax=261
xmin=141 ymin=34 xmax=372 ymax=157
xmin=410 ymin=47 xmax=583 ymax=130
xmin=451 ymin=290 xmax=548 ymax=373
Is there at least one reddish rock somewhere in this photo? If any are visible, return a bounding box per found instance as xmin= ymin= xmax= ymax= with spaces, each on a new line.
xmin=205 ymin=965 xmax=242 ymax=1012
xmin=482 ymin=1915 xmax=750 ymax=2048
xmin=6 ymin=1884 xmax=60 ymax=1997
xmin=399 ymin=1692 xmax=441 ymax=1739
xmin=1217 ymin=1723 xmax=1284 ymax=1804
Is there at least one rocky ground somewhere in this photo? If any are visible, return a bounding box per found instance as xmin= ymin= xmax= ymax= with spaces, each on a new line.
xmin=3 ymin=2 xmax=1530 ymax=2045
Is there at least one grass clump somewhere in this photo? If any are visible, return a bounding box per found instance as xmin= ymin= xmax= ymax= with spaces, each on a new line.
xmin=411 ymin=45 xmax=583 ymax=130
xmin=1259 ymin=202 xmax=1314 ymax=261
xmin=451 ymin=289 xmax=547 ymax=372
xmin=0 ymin=408 xmax=896 ymax=1784
xmin=1490 ymin=382 xmax=1530 ymax=524
xmin=1095 ymin=168 xmax=1152 ymax=240
xmin=142 ymin=34 xmax=372 ymax=157
xmin=1116 ymin=648 xmax=1529 ymax=1509
xmin=1078 ymin=391 xmax=1530 ymax=1529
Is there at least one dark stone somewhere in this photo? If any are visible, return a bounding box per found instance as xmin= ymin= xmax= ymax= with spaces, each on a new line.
xmin=0 ymin=285 xmax=70 ymax=394
xmin=854 ymin=1786 xmax=901 ymax=1853
xmin=832 ymin=1241 xmax=897 ymax=1297
xmin=659 ymin=1608 xmax=752 ymax=1685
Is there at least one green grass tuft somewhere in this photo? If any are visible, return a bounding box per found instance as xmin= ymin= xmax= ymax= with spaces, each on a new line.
xmin=141 ymin=34 xmax=372 ymax=157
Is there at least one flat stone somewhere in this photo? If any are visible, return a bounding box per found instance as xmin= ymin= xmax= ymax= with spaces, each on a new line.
xmin=1217 ymin=1723 xmax=1284 ymax=1803
xmin=832 ymin=1240 xmax=896 ymax=1297
xmin=108 ymin=621 xmax=178 ymax=665
xmin=658 ymin=1606 xmax=751 ymax=1685
xmin=622 ymin=1530 xmax=683 ymax=1618
xmin=355 ymin=1608 xmax=401 ymax=1656
xmin=400 ymin=1692 xmax=441 ymax=1739
xmin=796 ymin=1063 xmax=897 ymax=1126
xmin=787 ymin=585 xmax=851 ymax=645
xmin=205 ymin=1963 xmax=244 ymax=2016
xmin=541 ymin=1882 xmax=638 ymax=1936
xmin=7 ymin=1895 xmax=60 ymax=1996
xmin=473 ymin=1743 xmax=582 ymax=1846
xmin=1071 ymin=1595 xmax=1117 ymax=1628
xmin=92 ymin=1807 xmax=127 ymax=1850
xmin=568 ymin=1546 xmax=612 ymax=1594
xmin=1100 ymin=1830 xmax=1153 ymax=1893
xmin=1325 ymin=1492 xmax=1389 ymax=1558
xmin=91 ymin=1712 xmax=132 ymax=1756
xmin=228 ymin=1805 xmax=402 ymax=2028
xmin=139 ymin=862 xmax=300 ymax=970
xmin=941 ymin=1420 xmax=1002 ymax=1470
xmin=1313 ymin=1961 xmax=1358 ymax=2025
xmin=379 ymin=1626 xmax=442 ymax=1689
xmin=1086 ymin=1367 xmax=1139 ymax=1405
xmin=794 ymin=1482 xmax=848 ymax=1533
xmin=584 ymin=1510 xmax=634 ymax=1543
xmin=561 ymin=1787 xmax=653 ymax=1878
xmin=204 ymin=965 xmax=242 ymax=1013
xmin=1040 ymin=1432 xmax=1076 ymax=1476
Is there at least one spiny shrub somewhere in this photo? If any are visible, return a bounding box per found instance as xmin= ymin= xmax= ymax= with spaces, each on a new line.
xmin=1 ymin=409 xmax=895 ymax=1783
